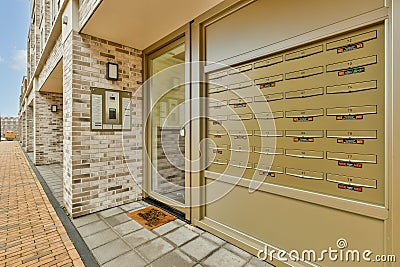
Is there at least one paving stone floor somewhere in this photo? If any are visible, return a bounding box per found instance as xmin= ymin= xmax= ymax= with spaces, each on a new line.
xmin=72 ymin=203 xmax=273 ymax=267
xmin=27 ymin=153 xmax=63 ymax=206
xmin=29 ymin=154 xmax=274 ymax=267
xmin=36 ymin=164 xmax=64 ymax=204
xmin=0 ymin=142 xmax=84 ymax=266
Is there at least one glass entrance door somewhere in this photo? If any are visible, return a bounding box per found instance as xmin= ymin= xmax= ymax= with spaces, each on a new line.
xmin=145 ymin=35 xmax=190 ymax=219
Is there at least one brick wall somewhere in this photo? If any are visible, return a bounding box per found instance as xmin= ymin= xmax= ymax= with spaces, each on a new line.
xmin=155 ymin=127 xmax=185 ymax=200
xmin=22 ymin=111 xmax=27 ymax=149
xmin=124 ymin=88 xmax=143 ymax=188
xmin=27 ymin=35 xmax=31 ymax=80
xmin=26 ymin=106 xmax=34 ymax=153
xmin=27 ymin=0 xmax=42 ymax=82
xmin=27 ymin=0 xmax=53 ymax=84
xmin=34 ymin=92 xmax=63 ymax=165
xmin=63 ymin=32 xmax=74 ymax=213
xmin=18 ymin=115 xmax=23 ymax=144
xmin=79 ymin=0 xmax=102 ymax=29
xmin=44 ymin=0 xmax=51 ymax=41
xmin=63 ymin=31 xmax=143 ymax=217
xmin=28 ymin=19 xmax=35 ymax=80
xmin=34 ymin=0 xmax=41 ymax=66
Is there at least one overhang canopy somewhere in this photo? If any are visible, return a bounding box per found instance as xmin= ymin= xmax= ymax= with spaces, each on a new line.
xmin=81 ymin=0 xmax=223 ymax=50
xmin=40 ymin=60 xmax=63 ymax=94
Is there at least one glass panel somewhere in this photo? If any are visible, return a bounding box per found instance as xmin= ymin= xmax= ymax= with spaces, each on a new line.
xmin=150 ymin=43 xmax=186 ymax=204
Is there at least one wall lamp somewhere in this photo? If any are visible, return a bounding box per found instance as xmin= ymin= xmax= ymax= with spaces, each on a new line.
xmin=106 ymin=62 xmax=119 ymax=81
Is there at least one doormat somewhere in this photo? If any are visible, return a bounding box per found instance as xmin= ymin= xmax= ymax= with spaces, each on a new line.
xmin=127 ymin=206 xmax=176 ymax=230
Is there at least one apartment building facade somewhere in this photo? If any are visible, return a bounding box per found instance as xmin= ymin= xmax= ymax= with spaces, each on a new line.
xmin=19 ymin=0 xmax=400 ymax=266
xmin=0 ymin=116 xmax=19 ymax=138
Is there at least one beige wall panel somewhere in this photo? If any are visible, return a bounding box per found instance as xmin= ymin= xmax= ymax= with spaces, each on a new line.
xmin=205 ymin=0 xmax=384 ymax=63
xmin=205 ymin=178 xmax=385 ymax=266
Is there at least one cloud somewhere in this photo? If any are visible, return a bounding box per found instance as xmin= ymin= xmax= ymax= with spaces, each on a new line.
xmin=0 ymin=56 xmax=4 ymax=63
xmin=10 ymin=49 xmax=27 ymax=72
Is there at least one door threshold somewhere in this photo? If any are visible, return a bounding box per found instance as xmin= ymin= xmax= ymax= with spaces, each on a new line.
xmin=143 ymin=197 xmax=190 ymax=224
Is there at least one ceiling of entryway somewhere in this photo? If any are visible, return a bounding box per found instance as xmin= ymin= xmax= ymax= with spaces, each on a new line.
xmin=81 ymin=0 xmax=224 ymax=50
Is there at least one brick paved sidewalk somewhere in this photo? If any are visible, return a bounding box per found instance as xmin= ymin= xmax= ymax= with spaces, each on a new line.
xmin=0 ymin=142 xmax=84 ymax=267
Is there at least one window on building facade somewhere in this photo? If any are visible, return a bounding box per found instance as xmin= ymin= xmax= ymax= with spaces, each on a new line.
xmin=51 ymin=0 xmax=60 ymax=24
xmin=27 ymin=37 xmax=31 ymax=77
xmin=52 ymin=0 xmax=56 ymax=24
xmin=41 ymin=0 xmax=45 ymax=15
xmin=40 ymin=27 xmax=44 ymax=53
xmin=32 ymin=8 xmax=36 ymax=59
xmin=32 ymin=9 xmax=35 ymax=25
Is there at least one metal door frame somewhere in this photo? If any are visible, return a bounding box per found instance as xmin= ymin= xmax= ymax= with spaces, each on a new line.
xmin=143 ymin=24 xmax=192 ymax=221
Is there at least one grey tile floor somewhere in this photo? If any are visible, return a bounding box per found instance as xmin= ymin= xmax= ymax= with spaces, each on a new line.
xmin=32 ymin=161 xmax=274 ymax=267
xmin=27 ymin=153 xmax=64 ymax=205
xmin=36 ymin=163 xmax=64 ymax=204
xmin=73 ymin=203 xmax=273 ymax=267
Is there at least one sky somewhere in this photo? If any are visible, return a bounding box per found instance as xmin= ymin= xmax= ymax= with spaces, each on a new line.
xmin=0 ymin=0 xmax=30 ymax=117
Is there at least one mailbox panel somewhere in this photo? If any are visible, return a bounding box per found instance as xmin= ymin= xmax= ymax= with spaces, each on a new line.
xmin=205 ymin=23 xmax=385 ymax=205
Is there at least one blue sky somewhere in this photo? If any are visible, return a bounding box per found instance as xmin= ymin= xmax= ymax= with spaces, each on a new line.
xmin=0 ymin=0 xmax=30 ymax=117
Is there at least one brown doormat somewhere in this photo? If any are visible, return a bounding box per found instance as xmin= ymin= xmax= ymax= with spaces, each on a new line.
xmin=127 ymin=206 xmax=177 ymax=230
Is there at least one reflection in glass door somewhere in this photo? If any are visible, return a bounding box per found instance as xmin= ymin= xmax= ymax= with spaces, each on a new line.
xmin=147 ymin=39 xmax=188 ymax=212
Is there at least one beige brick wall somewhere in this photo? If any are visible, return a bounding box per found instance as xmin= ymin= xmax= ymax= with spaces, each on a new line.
xmin=63 ymin=31 xmax=143 ymax=217
xmin=34 ymin=0 xmax=41 ymax=66
xmin=27 ymin=0 xmax=53 ymax=83
xmin=21 ymin=111 xmax=27 ymax=149
xmin=26 ymin=106 xmax=34 ymax=153
xmin=19 ymin=115 xmax=23 ymax=144
xmin=44 ymin=0 xmax=51 ymax=41
xmin=28 ymin=16 xmax=35 ymax=80
xmin=79 ymin=0 xmax=102 ymax=29
xmin=34 ymin=92 xmax=63 ymax=165
xmin=63 ymin=32 xmax=74 ymax=213
xmin=155 ymin=127 xmax=185 ymax=197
